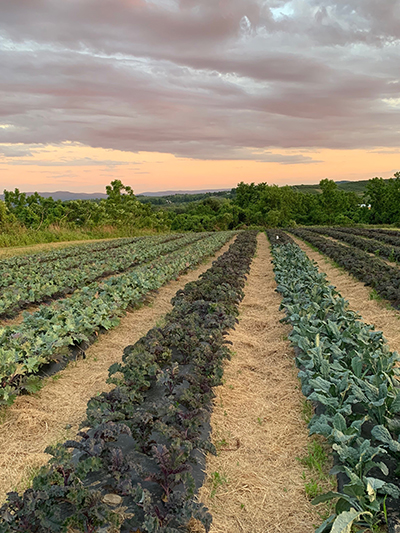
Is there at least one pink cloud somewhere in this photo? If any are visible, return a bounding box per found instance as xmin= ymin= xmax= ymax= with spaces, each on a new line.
xmin=0 ymin=0 xmax=399 ymax=166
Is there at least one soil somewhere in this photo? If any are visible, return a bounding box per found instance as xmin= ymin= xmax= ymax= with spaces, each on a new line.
xmin=289 ymin=233 xmax=400 ymax=355
xmin=0 ymin=237 xmax=235 ymax=504
xmin=197 ymin=233 xmax=321 ymax=533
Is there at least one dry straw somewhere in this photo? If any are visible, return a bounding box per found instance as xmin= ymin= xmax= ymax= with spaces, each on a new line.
xmin=0 ymin=238 xmax=234 ymax=503
xmin=291 ymin=234 xmax=400 ymax=355
xmin=196 ymin=234 xmax=320 ymax=533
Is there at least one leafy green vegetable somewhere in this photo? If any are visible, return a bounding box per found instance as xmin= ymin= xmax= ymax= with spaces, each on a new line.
xmin=269 ymin=235 xmax=400 ymax=532
xmin=0 ymin=231 xmax=234 ymax=405
xmin=0 ymin=230 xmax=258 ymax=532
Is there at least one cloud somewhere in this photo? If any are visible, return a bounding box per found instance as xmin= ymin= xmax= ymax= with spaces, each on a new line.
xmin=254 ymin=152 xmax=323 ymax=164
xmin=0 ymin=145 xmax=33 ymax=157
xmin=0 ymin=0 xmax=400 ymax=162
xmin=5 ymin=157 xmax=132 ymax=167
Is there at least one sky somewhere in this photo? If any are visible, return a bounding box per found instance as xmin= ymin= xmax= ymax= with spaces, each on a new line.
xmin=0 ymin=0 xmax=400 ymax=194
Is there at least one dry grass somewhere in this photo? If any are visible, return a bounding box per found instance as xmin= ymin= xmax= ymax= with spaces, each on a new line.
xmin=0 ymin=238 xmax=116 ymax=258
xmin=197 ymin=233 xmax=322 ymax=533
xmin=291 ymin=234 xmax=400 ymax=354
xmin=0 ymin=238 xmax=235 ymax=503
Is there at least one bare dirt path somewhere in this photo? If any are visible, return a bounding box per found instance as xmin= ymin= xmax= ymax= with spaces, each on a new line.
xmin=198 ymin=233 xmax=318 ymax=533
xmin=0 ymin=238 xmax=234 ymax=503
xmin=290 ymin=233 xmax=400 ymax=355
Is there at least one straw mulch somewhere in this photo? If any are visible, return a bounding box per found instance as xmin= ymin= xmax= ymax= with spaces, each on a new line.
xmin=197 ymin=233 xmax=319 ymax=533
xmin=0 ymin=238 xmax=234 ymax=503
xmin=291 ymin=234 xmax=400 ymax=355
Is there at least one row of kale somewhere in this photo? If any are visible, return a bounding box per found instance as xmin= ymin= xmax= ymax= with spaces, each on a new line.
xmin=269 ymin=235 xmax=400 ymax=533
xmin=0 ymin=231 xmax=258 ymax=533
xmin=290 ymin=228 xmax=400 ymax=309
xmin=0 ymin=233 xmax=202 ymax=318
xmin=305 ymin=227 xmax=400 ymax=263
xmin=0 ymin=232 xmax=233 ymax=407
xmin=0 ymin=235 xmax=178 ymax=291
xmin=331 ymin=227 xmax=400 ymax=250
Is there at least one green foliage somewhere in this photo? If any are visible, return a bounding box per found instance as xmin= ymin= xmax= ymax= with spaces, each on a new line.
xmin=0 ymin=200 xmax=16 ymax=229
xmin=298 ymin=440 xmax=330 ymax=475
xmin=292 ymin=227 xmax=400 ymax=309
xmin=3 ymin=180 xmax=169 ymax=234
xmin=209 ymin=471 xmax=228 ymax=498
xmin=2 ymin=173 xmax=400 ymax=237
xmin=0 ymin=231 xmax=258 ymax=532
xmin=0 ymin=232 xmax=233 ymax=406
xmin=270 ymin=237 xmax=400 ymax=532
xmin=365 ymin=173 xmax=400 ymax=225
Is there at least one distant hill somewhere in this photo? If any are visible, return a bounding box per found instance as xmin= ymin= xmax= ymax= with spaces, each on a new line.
xmin=336 ymin=179 xmax=373 ymax=194
xmin=137 ymin=188 xmax=231 ymax=197
xmin=290 ymin=184 xmax=321 ymax=195
xmin=291 ymin=179 xmax=384 ymax=196
xmin=0 ymin=191 xmax=107 ymax=201
xmin=0 ymin=188 xmax=230 ymax=201
xmin=0 ymin=180 xmax=389 ymax=203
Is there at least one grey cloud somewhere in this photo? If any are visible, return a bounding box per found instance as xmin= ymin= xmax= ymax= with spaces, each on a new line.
xmin=6 ymin=156 xmax=132 ymax=167
xmin=0 ymin=146 xmax=33 ymax=157
xmin=254 ymin=153 xmax=323 ymax=164
xmin=0 ymin=0 xmax=400 ymax=162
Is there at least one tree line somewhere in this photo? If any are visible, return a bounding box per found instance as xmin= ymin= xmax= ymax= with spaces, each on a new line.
xmin=1 ymin=174 xmax=400 ymax=234
xmin=0 ymin=181 xmax=169 ymax=233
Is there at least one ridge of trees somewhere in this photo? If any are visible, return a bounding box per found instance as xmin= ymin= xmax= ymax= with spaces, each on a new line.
xmin=1 ymin=173 xmax=400 ymax=233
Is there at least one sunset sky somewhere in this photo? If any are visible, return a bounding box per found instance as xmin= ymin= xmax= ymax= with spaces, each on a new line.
xmin=1 ymin=1 xmax=400 ymax=194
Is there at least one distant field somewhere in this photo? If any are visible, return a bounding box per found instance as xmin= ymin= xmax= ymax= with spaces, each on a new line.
xmin=291 ymin=178 xmax=373 ymax=196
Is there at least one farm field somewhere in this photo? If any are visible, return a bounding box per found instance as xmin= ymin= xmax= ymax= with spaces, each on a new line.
xmin=0 ymin=231 xmax=233 ymax=406
xmin=304 ymin=227 xmax=400 ymax=263
xmin=0 ymin=231 xmax=259 ymax=532
xmin=0 ymin=234 xmax=198 ymax=318
xmin=291 ymin=227 xmax=400 ymax=309
xmin=270 ymin=231 xmax=400 ymax=532
xmin=289 ymin=233 xmax=400 ymax=355
xmin=0 ymin=235 xmax=236 ymax=505
xmin=198 ymin=233 xmax=321 ymax=532
xmin=1 ymin=229 xmax=400 ymax=532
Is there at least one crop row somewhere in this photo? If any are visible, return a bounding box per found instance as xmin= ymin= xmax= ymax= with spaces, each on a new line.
xmin=290 ymin=228 xmax=400 ymax=309
xmin=270 ymin=236 xmax=400 ymax=533
xmin=0 ymin=231 xmax=258 ymax=533
xmin=0 ymin=235 xmax=177 ymax=291
xmin=265 ymin=228 xmax=295 ymax=245
xmin=0 ymin=236 xmax=143 ymax=272
xmin=306 ymin=227 xmax=400 ymax=263
xmin=0 ymin=233 xmax=204 ymax=318
xmin=0 ymin=232 xmax=233 ymax=406
xmin=334 ymin=227 xmax=400 ymax=249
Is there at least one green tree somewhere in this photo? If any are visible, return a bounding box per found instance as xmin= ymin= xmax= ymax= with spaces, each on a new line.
xmin=0 ymin=200 xmax=16 ymax=228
